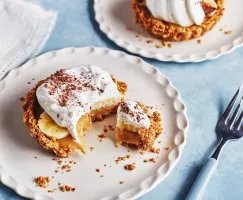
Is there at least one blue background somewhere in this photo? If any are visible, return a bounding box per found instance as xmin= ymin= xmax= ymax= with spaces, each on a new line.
xmin=1 ymin=0 xmax=243 ymax=199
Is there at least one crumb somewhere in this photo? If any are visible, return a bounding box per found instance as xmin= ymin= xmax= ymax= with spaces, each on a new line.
xmin=104 ymin=164 xmax=107 ymax=167
xmin=109 ymin=165 xmax=112 ymax=168
xmin=150 ymin=147 xmax=160 ymax=154
xmin=55 ymin=170 xmax=59 ymax=173
xmin=90 ymin=146 xmax=94 ymax=151
xmin=60 ymin=185 xmax=75 ymax=192
xmin=34 ymin=157 xmax=37 ymax=159
xmin=108 ymin=125 xmax=115 ymax=131
xmin=62 ymin=165 xmax=71 ymax=171
xmin=166 ymin=146 xmax=171 ymax=150
xmin=48 ymin=189 xmax=56 ymax=193
xmin=144 ymin=158 xmax=156 ymax=163
xmin=219 ymin=28 xmax=223 ymax=31
xmin=115 ymin=155 xmax=132 ymax=164
xmin=34 ymin=176 xmax=50 ymax=188
xmin=27 ymin=82 xmax=31 ymax=84
xmin=127 ymin=149 xmax=131 ymax=152
xmin=96 ymin=168 xmax=100 ymax=173
xmin=19 ymin=97 xmax=25 ymax=101
xmin=197 ymin=40 xmax=202 ymax=44
xmin=100 ymin=175 xmax=104 ymax=178
xmin=167 ymin=43 xmax=172 ymax=48
xmin=103 ymin=126 xmax=108 ymax=133
xmin=158 ymin=141 xmax=162 ymax=144
xmin=225 ymin=30 xmax=232 ymax=35
xmin=161 ymin=40 xmax=167 ymax=46
xmin=114 ymin=144 xmax=119 ymax=148
xmin=120 ymin=180 xmax=124 ymax=184
xmin=139 ymin=150 xmax=145 ymax=155
xmin=32 ymin=78 xmax=35 ymax=80
xmin=146 ymin=39 xmax=154 ymax=44
xmin=124 ymin=163 xmax=136 ymax=171
xmin=74 ymin=162 xmax=77 ymax=164
xmin=51 ymin=176 xmax=54 ymax=178
xmin=135 ymin=34 xmax=140 ymax=38
xmin=98 ymin=133 xmax=106 ymax=138
xmin=57 ymin=160 xmax=62 ymax=165
xmin=156 ymin=44 xmax=163 ymax=48
xmin=126 ymin=26 xmax=132 ymax=31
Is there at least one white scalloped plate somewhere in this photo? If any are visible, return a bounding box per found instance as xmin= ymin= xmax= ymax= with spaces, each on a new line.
xmin=0 ymin=47 xmax=188 ymax=200
xmin=94 ymin=0 xmax=243 ymax=62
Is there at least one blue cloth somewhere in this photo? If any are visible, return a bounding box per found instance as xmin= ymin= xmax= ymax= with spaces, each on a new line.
xmin=1 ymin=0 xmax=243 ymax=199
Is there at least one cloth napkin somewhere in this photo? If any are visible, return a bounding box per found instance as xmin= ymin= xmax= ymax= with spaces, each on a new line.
xmin=0 ymin=0 xmax=57 ymax=80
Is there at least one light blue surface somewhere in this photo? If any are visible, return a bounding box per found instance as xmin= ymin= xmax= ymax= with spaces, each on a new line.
xmin=1 ymin=0 xmax=243 ymax=200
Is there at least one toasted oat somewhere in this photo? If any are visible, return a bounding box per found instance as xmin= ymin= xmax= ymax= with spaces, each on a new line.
xmin=124 ymin=163 xmax=136 ymax=171
xmin=34 ymin=176 xmax=50 ymax=188
xmin=139 ymin=150 xmax=145 ymax=155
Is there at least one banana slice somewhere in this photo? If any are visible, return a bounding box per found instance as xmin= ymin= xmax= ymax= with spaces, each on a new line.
xmin=38 ymin=112 xmax=69 ymax=139
xmin=186 ymin=0 xmax=205 ymax=25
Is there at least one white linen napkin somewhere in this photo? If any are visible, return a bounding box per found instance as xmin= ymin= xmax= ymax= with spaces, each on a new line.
xmin=0 ymin=0 xmax=57 ymax=80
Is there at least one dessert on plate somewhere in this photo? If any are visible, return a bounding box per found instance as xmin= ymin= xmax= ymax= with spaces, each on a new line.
xmin=116 ymin=100 xmax=162 ymax=150
xmin=22 ymin=65 xmax=127 ymax=157
xmin=132 ymin=0 xmax=224 ymax=41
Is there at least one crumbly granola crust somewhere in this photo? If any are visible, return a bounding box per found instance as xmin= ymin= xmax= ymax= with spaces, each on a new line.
xmin=132 ymin=0 xmax=224 ymax=42
xmin=22 ymin=75 xmax=127 ymax=158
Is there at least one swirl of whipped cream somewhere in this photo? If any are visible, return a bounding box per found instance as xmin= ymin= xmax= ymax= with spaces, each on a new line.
xmin=36 ymin=65 xmax=122 ymax=144
xmin=146 ymin=0 xmax=216 ymax=27
xmin=117 ymin=101 xmax=150 ymax=129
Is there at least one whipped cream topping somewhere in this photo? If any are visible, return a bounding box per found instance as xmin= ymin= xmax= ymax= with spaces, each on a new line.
xmin=117 ymin=101 xmax=150 ymax=129
xmin=146 ymin=0 xmax=217 ymax=27
xmin=36 ymin=65 xmax=122 ymax=143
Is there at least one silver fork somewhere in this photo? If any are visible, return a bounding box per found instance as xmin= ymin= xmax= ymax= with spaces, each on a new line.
xmin=186 ymin=85 xmax=243 ymax=200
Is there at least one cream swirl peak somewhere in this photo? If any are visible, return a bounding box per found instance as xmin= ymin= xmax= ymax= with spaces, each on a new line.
xmin=146 ymin=0 xmax=217 ymax=27
xmin=117 ymin=101 xmax=150 ymax=129
xmin=36 ymin=65 xmax=122 ymax=143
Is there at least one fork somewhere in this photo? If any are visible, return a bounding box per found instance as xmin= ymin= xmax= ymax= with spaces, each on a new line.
xmin=186 ymin=85 xmax=243 ymax=200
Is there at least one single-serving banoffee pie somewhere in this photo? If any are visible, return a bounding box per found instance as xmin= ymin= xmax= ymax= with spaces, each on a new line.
xmin=116 ymin=100 xmax=162 ymax=150
xmin=133 ymin=0 xmax=224 ymax=41
xmin=22 ymin=65 xmax=127 ymax=157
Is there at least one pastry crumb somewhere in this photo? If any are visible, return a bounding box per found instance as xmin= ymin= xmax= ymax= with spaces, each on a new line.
xmin=225 ymin=30 xmax=232 ymax=35
xmin=100 ymin=175 xmax=104 ymax=178
xmin=150 ymin=147 xmax=160 ymax=154
xmin=124 ymin=163 xmax=136 ymax=171
xmin=146 ymin=39 xmax=154 ymax=44
xmin=19 ymin=97 xmax=25 ymax=101
xmin=120 ymin=180 xmax=124 ymax=184
xmin=144 ymin=158 xmax=156 ymax=163
xmin=90 ymin=146 xmax=94 ymax=151
xmin=48 ymin=189 xmax=56 ymax=193
xmin=139 ymin=150 xmax=145 ymax=155
xmin=167 ymin=43 xmax=172 ymax=48
xmin=115 ymin=155 xmax=132 ymax=164
xmin=60 ymin=185 xmax=75 ymax=192
xmin=114 ymin=144 xmax=119 ymax=148
xmin=96 ymin=168 xmax=100 ymax=173
xmin=197 ymin=40 xmax=202 ymax=44
xmin=165 ymin=146 xmax=171 ymax=150
xmin=34 ymin=176 xmax=50 ymax=188
xmin=108 ymin=125 xmax=115 ymax=131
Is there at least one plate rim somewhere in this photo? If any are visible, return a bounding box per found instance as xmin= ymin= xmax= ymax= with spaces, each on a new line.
xmin=94 ymin=0 xmax=243 ymax=63
xmin=0 ymin=46 xmax=189 ymax=200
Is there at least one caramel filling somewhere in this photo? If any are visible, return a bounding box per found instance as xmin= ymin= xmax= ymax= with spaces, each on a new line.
xmin=116 ymin=128 xmax=142 ymax=146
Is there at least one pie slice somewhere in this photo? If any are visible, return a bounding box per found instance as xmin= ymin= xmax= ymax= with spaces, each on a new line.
xmin=22 ymin=65 xmax=127 ymax=157
xmin=116 ymin=100 xmax=162 ymax=150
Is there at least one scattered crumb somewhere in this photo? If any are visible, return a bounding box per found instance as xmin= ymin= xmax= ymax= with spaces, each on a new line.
xmin=27 ymin=82 xmax=31 ymax=84
xmin=197 ymin=40 xmax=202 ymax=44
xmin=126 ymin=26 xmax=132 ymax=31
xmin=146 ymin=39 xmax=154 ymax=44
xmin=225 ymin=30 xmax=232 ymax=35
xmin=100 ymin=175 xmax=104 ymax=178
xmin=158 ymin=141 xmax=162 ymax=144
xmin=55 ymin=170 xmax=59 ymax=173
xmin=108 ymin=125 xmax=115 ymax=131
xmin=19 ymin=97 xmax=25 ymax=101
xmin=161 ymin=40 xmax=167 ymax=46
xmin=90 ymin=146 xmax=94 ymax=151
xmin=156 ymin=44 xmax=163 ymax=48
xmin=98 ymin=133 xmax=106 ymax=138
xmin=219 ymin=28 xmax=223 ymax=31
xmin=135 ymin=34 xmax=140 ymax=38
xmin=115 ymin=155 xmax=132 ymax=164
xmin=96 ymin=168 xmax=100 ymax=173
xmin=167 ymin=43 xmax=172 ymax=48
xmin=57 ymin=160 xmax=62 ymax=165
xmin=144 ymin=158 xmax=156 ymax=163
xmin=127 ymin=149 xmax=131 ymax=152
xmin=74 ymin=162 xmax=77 ymax=164
xmin=34 ymin=157 xmax=37 ymax=159
xmin=120 ymin=180 xmax=124 ymax=184
xmin=60 ymin=185 xmax=75 ymax=192
xmin=104 ymin=164 xmax=107 ymax=167
xmin=34 ymin=176 xmax=50 ymax=188
xmin=62 ymin=165 xmax=72 ymax=172
xmin=165 ymin=146 xmax=171 ymax=150
xmin=103 ymin=126 xmax=108 ymax=133
xmin=139 ymin=150 xmax=145 ymax=155
xmin=124 ymin=163 xmax=136 ymax=171
xmin=109 ymin=165 xmax=112 ymax=168
xmin=48 ymin=189 xmax=56 ymax=193
xmin=150 ymin=147 xmax=160 ymax=154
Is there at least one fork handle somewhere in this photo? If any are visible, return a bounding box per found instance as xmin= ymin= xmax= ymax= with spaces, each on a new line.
xmin=185 ymin=158 xmax=218 ymax=200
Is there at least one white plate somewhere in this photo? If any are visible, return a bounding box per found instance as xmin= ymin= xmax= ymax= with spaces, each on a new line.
xmin=94 ymin=0 xmax=243 ymax=62
xmin=0 ymin=47 xmax=188 ymax=200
